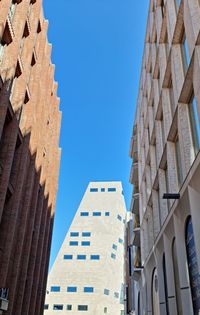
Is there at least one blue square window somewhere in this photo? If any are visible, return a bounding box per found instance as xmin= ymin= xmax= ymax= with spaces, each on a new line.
xmin=64 ymin=255 xmax=73 ymax=260
xmin=82 ymin=232 xmax=91 ymax=237
xmin=67 ymin=286 xmax=77 ymax=292
xmin=90 ymin=188 xmax=98 ymax=192
xmin=81 ymin=241 xmax=90 ymax=246
xmin=53 ymin=305 xmax=63 ymax=310
xmin=112 ymin=244 xmax=117 ymax=251
xmin=80 ymin=212 xmax=89 ymax=216
xmin=90 ymin=255 xmax=100 ymax=260
xmin=108 ymin=188 xmax=116 ymax=192
xmin=105 ymin=212 xmax=110 ymax=216
xmin=69 ymin=241 xmax=78 ymax=246
xmin=77 ymin=255 xmax=86 ymax=260
xmin=70 ymin=232 xmax=79 ymax=237
xmin=93 ymin=212 xmax=101 ymax=216
xmin=101 ymin=188 xmax=105 ymax=192
xmin=51 ymin=286 xmax=60 ymax=292
xmin=111 ymin=253 xmax=116 ymax=259
xmin=104 ymin=289 xmax=109 ymax=295
xmin=84 ymin=287 xmax=94 ymax=293
xmin=118 ymin=238 xmax=123 ymax=244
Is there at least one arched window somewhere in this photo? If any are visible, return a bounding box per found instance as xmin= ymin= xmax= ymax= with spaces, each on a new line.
xmin=163 ymin=254 xmax=169 ymax=314
xmin=185 ymin=216 xmax=200 ymax=313
xmin=172 ymin=238 xmax=182 ymax=314
xmin=151 ymin=268 xmax=160 ymax=315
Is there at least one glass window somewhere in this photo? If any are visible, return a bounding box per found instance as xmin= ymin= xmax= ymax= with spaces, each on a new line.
xmin=101 ymin=188 xmax=105 ymax=192
xmin=69 ymin=241 xmax=78 ymax=246
xmin=53 ymin=305 xmax=63 ymax=310
xmin=44 ymin=304 xmax=49 ymax=310
xmin=51 ymin=286 xmax=60 ymax=292
xmin=77 ymin=255 xmax=86 ymax=260
xmin=84 ymin=287 xmax=94 ymax=293
xmin=117 ymin=215 xmax=122 ymax=221
xmin=189 ymin=94 xmax=200 ymax=155
xmin=64 ymin=255 xmax=73 ymax=260
xmin=67 ymin=305 xmax=72 ymax=311
xmin=80 ymin=212 xmax=89 ymax=216
xmin=81 ymin=241 xmax=90 ymax=246
xmin=90 ymin=255 xmax=100 ymax=260
xmin=90 ymin=188 xmax=98 ymax=192
xmin=67 ymin=287 xmax=77 ymax=292
xmin=82 ymin=232 xmax=91 ymax=237
xmin=108 ymin=188 xmax=116 ymax=192
xmin=112 ymin=244 xmax=117 ymax=251
xmin=104 ymin=307 xmax=108 ymax=313
xmin=114 ymin=292 xmax=119 ymax=298
xmin=111 ymin=253 xmax=116 ymax=259
xmin=105 ymin=212 xmax=110 ymax=216
xmin=118 ymin=238 xmax=123 ymax=244
xmin=70 ymin=232 xmax=79 ymax=237
xmin=78 ymin=305 xmax=88 ymax=311
xmin=104 ymin=289 xmax=110 ymax=295
xmin=93 ymin=212 xmax=101 ymax=216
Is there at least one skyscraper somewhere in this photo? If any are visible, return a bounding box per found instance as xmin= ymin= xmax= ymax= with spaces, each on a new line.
xmin=44 ymin=182 xmax=126 ymax=315
xmin=0 ymin=1 xmax=61 ymax=314
xmin=128 ymin=0 xmax=200 ymax=314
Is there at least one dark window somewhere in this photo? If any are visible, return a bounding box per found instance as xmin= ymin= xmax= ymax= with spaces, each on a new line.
xmin=82 ymin=232 xmax=91 ymax=237
xmin=105 ymin=212 xmax=110 ymax=216
xmin=67 ymin=287 xmax=77 ymax=292
xmin=104 ymin=289 xmax=109 ymax=295
xmin=77 ymin=255 xmax=86 ymax=260
xmin=117 ymin=214 xmax=122 ymax=221
xmin=81 ymin=241 xmax=90 ymax=246
xmin=90 ymin=188 xmax=98 ymax=192
xmin=53 ymin=305 xmax=63 ymax=310
xmin=69 ymin=241 xmax=78 ymax=246
xmin=44 ymin=304 xmax=49 ymax=310
xmin=118 ymin=238 xmax=123 ymax=244
xmin=66 ymin=305 xmax=72 ymax=310
xmin=93 ymin=212 xmax=101 ymax=216
xmin=80 ymin=212 xmax=89 ymax=216
xmin=70 ymin=232 xmax=79 ymax=237
xmin=84 ymin=287 xmax=94 ymax=293
xmin=51 ymin=286 xmax=60 ymax=292
xmin=163 ymin=254 xmax=169 ymax=315
xmin=112 ymin=244 xmax=117 ymax=250
xmin=108 ymin=187 xmax=116 ymax=192
xmin=90 ymin=255 xmax=100 ymax=260
xmin=78 ymin=305 xmax=88 ymax=311
xmin=101 ymin=188 xmax=105 ymax=192
xmin=111 ymin=253 xmax=116 ymax=259
xmin=64 ymin=255 xmax=73 ymax=260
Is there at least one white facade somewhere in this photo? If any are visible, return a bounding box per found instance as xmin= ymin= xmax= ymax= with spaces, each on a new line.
xmin=44 ymin=181 xmax=126 ymax=315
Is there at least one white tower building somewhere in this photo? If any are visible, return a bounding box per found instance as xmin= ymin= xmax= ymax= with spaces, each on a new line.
xmin=44 ymin=181 xmax=127 ymax=315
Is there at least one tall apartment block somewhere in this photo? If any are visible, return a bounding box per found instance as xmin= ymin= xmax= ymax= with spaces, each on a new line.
xmin=0 ymin=1 xmax=61 ymax=315
xmin=128 ymin=0 xmax=200 ymax=314
xmin=44 ymin=182 xmax=126 ymax=315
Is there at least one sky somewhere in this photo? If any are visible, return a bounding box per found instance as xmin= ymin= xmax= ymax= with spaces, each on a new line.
xmin=43 ymin=0 xmax=149 ymax=269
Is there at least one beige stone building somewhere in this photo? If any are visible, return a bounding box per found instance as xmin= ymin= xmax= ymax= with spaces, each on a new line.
xmin=128 ymin=0 xmax=200 ymax=314
xmin=44 ymin=182 xmax=126 ymax=315
xmin=0 ymin=1 xmax=61 ymax=314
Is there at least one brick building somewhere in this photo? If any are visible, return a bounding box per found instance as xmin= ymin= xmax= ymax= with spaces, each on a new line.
xmin=0 ymin=1 xmax=61 ymax=314
xmin=128 ymin=0 xmax=200 ymax=314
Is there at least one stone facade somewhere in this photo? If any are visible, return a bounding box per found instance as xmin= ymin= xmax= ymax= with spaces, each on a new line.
xmin=128 ymin=0 xmax=200 ymax=314
xmin=44 ymin=182 xmax=126 ymax=315
xmin=0 ymin=1 xmax=61 ymax=315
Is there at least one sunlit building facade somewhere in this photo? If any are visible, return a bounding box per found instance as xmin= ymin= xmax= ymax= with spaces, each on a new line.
xmin=128 ymin=0 xmax=200 ymax=314
xmin=44 ymin=182 xmax=126 ymax=315
xmin=0 ymin=1 xmax=61 ymax=314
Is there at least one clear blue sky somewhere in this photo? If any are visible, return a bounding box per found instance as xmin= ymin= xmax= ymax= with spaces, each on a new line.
xmin=43 ymin=0 xmax=149 ymax=269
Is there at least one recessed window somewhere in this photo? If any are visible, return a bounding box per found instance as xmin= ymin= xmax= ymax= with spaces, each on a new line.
xmin=101 ymin=188 xmax=105 ymax=192
xmin=84 ymin=287 xmax=94 ymax=293
xmin=112 ymin=244 xmax=117 ymax=251
xmin=111 ymin=253 xmax=116 ymax=259
xmin=78 ymin=305 xmax=88 ymax=311
xmin=104 ymin=289 xmax=110 ymax=295
xmin=51 ymin=286 xmax=60 ymax=292
xmin=90 ymin=255 xmax=100 ymax=260
xmin=44 ymin=304 xmax=49 ymax=310
xmin=117 ymin=214 xmax=122 ymax=221
xmin=66 ymin=305 xmax=72 ymax=311
xmin=114 ymin=292 xmax=119 ymax=298
xmin=77 ymin=255 xmax=86 ymax=260
xmin=108 ymin=187 xmax=116 ymax=192
xmin=105 ymin=212 xmax=110 ymax=216
xmin=82 ymin=232 xmax=91 ymax=237
xmin=64 ymin=255 xmax=73 ymax=260
xmin=53 ymin=305 xmax=63 ymax=310
xmin=90 ymin=188 xmax=98 ymax=192
xmin=70 ymin=232 xmax=79 ymax=237
xmin=81 ymin=241 xmax=90 ymax=246
xmin=104 ymin=307 xmax=108 ymax=313
xmin=123 ymin=219 xmax=125 ymax=224
xmin=93 ymin=212 xmax=101 ymax=216
xmin=80 ymin=212 xmax=89 ymax=216
xmin=69 ymin=241 xmax=78 ymax=246
xmin=67 ymin=286 xmax=77 ymax=292
xmin=118 ymin=238 xmax=123 ymax=244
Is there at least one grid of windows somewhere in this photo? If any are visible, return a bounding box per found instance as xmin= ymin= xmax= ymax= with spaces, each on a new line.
xmin=82 ymin=232 xmax=91 ymax=237
xmin=70 ymin=232 xmax=79 ymax=237
xmin=81 ymin=241 xmax=90 ymax=246
xmin=67 ymin=286 xmax=77 ymax=292
xmin=63 ymin=255 xmax=73 ymax=260
xmin=93 ymin=212 xmax=101 ymax=216
xmin=90 ymin=188 xmax=98 ymax=192
xmin=90 ymin=255 xmax=100 ymax=260
xmin=53 ymin=305 xmax=63 ymax=310
xmin=80 ymin=212 xmax=89 ymax=216
xmin=111 ymin=253 xmax=116 ymax=259
xmin=77 ymin=255 xmax=86 ymax=260
xmin=104 ymin=289 xmax=110 ymax=295
xmin=51 ymin=286 xmax=60 ymax=292
xmin=108 ymin=187 xmax=116 ymax=192
xmin=84 ymin=287 xmax=94 ymax=293
xmin=69 ymin=241 xmax=78 ymax=246
xmin=78 ymin=305 xmax=88 ymax=311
